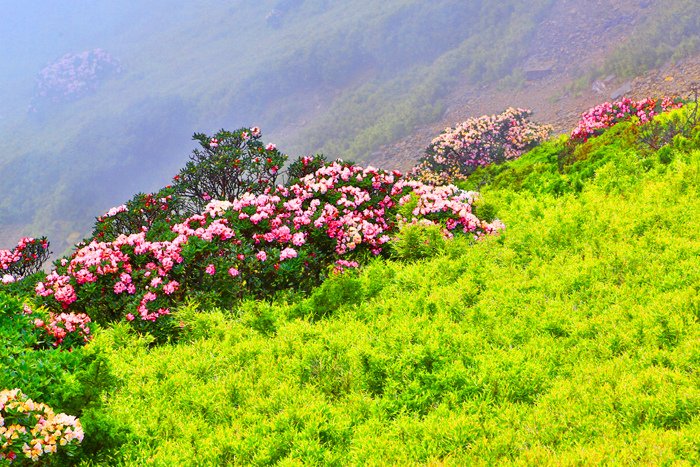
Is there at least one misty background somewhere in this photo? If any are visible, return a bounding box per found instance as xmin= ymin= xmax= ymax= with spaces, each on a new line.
xmin=1 ymin=0 xmax=698 ymax=255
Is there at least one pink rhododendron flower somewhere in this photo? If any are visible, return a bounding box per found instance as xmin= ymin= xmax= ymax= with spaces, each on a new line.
xmin=279 ymin=247 xmax=297 ymax=261
xmin=412 ymin=108 xmax=551 ymax=183
xmin=571 ymin=96 xmax=683 ymax=142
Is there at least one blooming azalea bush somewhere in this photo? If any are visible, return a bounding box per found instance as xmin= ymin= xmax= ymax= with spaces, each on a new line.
xmin=32 ymin=49 xmax=121 ymax=106
xmin=0 ymin=389 xmax=83 ymax=464
xmin=0 ymin=292 xmax=92 ymax=352
xmin=33 ymin=311 xmax=92 ymax=350
xmin=0 ymin=237 xmax=51 ymax=284
xmin=36 ymin=160 xmax=504 ymax=329
xmin=411 ymin=108 xmax=551 ymax=184
xmin=90 ymin=128 xmax=294 ymax=242
xmin=571 ymin=96 xmax=684 ymax=142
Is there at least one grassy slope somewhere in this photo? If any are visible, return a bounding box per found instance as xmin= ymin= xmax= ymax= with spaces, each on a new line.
xmin=86 ymin=117 xmax=700 ymax=464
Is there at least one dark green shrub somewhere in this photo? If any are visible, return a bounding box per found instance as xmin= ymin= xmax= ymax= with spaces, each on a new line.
xmin=177 ymin=128 xmax=287 ymax=213
xmin=286 ymin=154 xmax=328 ymax=184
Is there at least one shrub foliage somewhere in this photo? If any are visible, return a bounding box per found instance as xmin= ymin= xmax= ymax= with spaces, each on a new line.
xmin=411 ymin=108 xmax=551 ymax=183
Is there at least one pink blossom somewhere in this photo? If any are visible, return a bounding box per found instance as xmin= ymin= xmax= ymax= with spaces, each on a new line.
xmin=162 ymin=281 xmax=179 ymax=295
xmin=279 ymin=248 xmax=297 ymax=261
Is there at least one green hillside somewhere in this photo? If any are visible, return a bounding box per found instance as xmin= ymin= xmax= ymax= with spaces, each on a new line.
xmin=93 ymin=119 xmax=700 ymax=465
xmin=3 ymin=105 xmax=700 ymax=464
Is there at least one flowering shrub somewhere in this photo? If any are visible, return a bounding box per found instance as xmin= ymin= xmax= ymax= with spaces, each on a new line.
xmin=571 ymin=97 xmax=684 ymax=142
xmin=176 ymin=128 xmax=286 ymax=213
xmin=34 ymin=312 xmax=92 ymax=350
xmin=0 ymin=388 xmax=83 ymax=463
xmin=33 ymin=49 xmax=121 ymax=105
xmin=411 ymin=108 xmax=551 ymax=184
xmin=37 ymin=161 xmax=503 ymax=327
xmin=89 ymin=128 xmax=292 ymax=243
xmin=0 ymin=293 xmax=91 ymax=352
xmin=0 ymin=237 xmax=51 ymax=283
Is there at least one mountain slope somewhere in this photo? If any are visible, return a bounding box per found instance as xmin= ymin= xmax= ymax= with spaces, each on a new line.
xmin=76 ymin=113 xmax=700 ymax=464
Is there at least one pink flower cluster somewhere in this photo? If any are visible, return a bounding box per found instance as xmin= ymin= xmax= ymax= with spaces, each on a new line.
xmin=37 ymin=161 xmax=504 ymax=325
xmin=0 ymin=237 xmax=50 ymax=281
xmin=34 ymin=312 xmax=92 ymax=348
xmin=37 ymin=232 xmax=184 ymax=322
xmin=332 ymin=259 xmax=360 ymax=275
xmin=571 ymin=97 xmax=684 ymax=142
xmin=412 ymin=108 xmax=551 ymax=184
xmin=34 ymin=48 xmax=121 ymax=104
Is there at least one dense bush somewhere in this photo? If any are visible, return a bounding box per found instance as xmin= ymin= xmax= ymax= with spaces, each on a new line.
xmin=0 ymin=237 xmax=51 ymax=284
xmin=411 ymin=108 xmax=551 ymax=184
xmin=90 ymin=129 xmax=319 ymax=243
xmin=0 ymin=292 xmax=92 ymax=354
xmin=89 ymin=186 xmax=183 ymax=242
xmin=176 ymin=128 xmax=286 ymax=213
xmin=391 ymin=221 xmax=448 ymax=261
xmin=0 ymin=292 xmax=110 ymax=464
xmin=285 ymin=154 xmax=328 ymax=184
xmin=36 ymin=160 xmax=503 ymax=330
xmin=32 ymin=49 xmax=121 ymax=106
xmin=0 ymin=388 xmax=83 ymax=464
xmin=571 ymin=97 xmax=684 ymax=142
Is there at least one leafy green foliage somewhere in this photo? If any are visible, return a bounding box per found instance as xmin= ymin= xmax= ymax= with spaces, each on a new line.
xmin=391 ymin=222 xmax=447 ymax=261
xmin=0 ymin=292 xmax=121 ymax=462
xmin=89 ymin=186 xmax=183 ymax=242
xmin=58 ymin=113 xmax=700 ymax=464
xmin=285 ymin=154 xmax=328 ymax=184
xmin=178 ymin=128 xmax=286 ymax=213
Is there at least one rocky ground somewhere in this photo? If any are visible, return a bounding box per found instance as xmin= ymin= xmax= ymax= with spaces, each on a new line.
xmin=370 ymin=0 xmax=700 ymax=172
